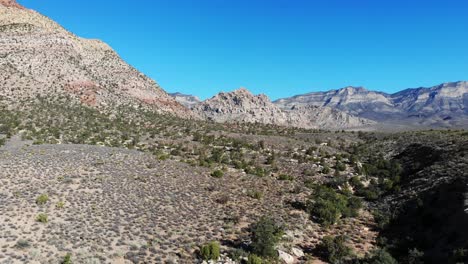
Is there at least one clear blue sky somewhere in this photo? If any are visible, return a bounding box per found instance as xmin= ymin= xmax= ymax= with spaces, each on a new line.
xmin=19 ymin=0 xmax=468 ymax=100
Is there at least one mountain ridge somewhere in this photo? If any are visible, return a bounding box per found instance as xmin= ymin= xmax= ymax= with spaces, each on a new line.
xmin=273 ymin=81 xmax=468 ymax=127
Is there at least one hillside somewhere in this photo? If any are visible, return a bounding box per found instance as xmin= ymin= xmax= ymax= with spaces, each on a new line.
xmin=0 ymin=0 xmax=194 ymax=118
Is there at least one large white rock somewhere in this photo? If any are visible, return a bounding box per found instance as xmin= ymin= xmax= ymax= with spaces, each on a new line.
xmin=291 ymin=247 xmax=305 ymax=257
xmin=278 ymin=250 xmax=295 ymax=264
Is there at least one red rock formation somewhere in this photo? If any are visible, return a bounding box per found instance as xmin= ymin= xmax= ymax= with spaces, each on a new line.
xmin=65 ymin=81 xmax=100 ymax=107
xmin=0 ymin=0 xmax=25 ymax=9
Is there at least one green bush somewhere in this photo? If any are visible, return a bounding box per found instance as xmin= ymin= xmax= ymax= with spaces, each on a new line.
xmin=316 ymin=235 xmax=351 ymax=264
xmin=200 ymin=241 xmax=221 ymax=261
xmin=364 ymin=248 xmax=397 ymax=264
xmin=247 ymin=190 xmax=263 ymax=200
xmin=62 ymin=253 xmax=72 ymax=264
xmin=36 ymin=213 xmax=48 ymax=223
xmin=36 ymin=194 xmax=49 ymax=205
xmin=211 ymin=170 xmax=224 ymax=178
xmin=247 ymin=254 xmax=263 ymax=264
xmin=335 ymin=161 xmax=346 ymax=171
xmin=307 ymin=185 xmax=362 ymax=227
xmin=322 ymin=166 xmax=331 ymax=174
xmin=250 ymin=217 xmax=283 ymax=258
xmin=278 ymin=174 xmax=294 ymax=181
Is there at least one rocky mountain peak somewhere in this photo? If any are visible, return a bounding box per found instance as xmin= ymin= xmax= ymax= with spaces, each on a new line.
xmin=337 ymin=86 xmax=368 ymax=94
xmin=0 ymin=0 xmax=24 ymax=9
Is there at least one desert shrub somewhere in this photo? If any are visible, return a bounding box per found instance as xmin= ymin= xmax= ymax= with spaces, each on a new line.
xmin=278 ymin=174 xmax=294 ymax=181
xmin=451 ymin=248 xmax=467 ymax=263
xmin=407 ymin=248 xmax=424 ymax=264
xmin=342 ymin=196 xmax=363 ymax=218
xmin=253 ymin=166 xmax=267 ymax=177
xmin=373 ymin=210 xmax=391 ymax=230
xmin=335 ymin=161 xmax=346 ymax=171
xmin=250 ymin=217 xmax=283 ymax=258
xmin=322 ymin=165 xmax=331 ymax=174
xmin=307 ymin=185 xmax=362 ymax=227
xmin=36 ymin=213 xmax=48 ymax=223
xmin=62 ymin=253 xmax=72 ymax=264
xmin=211 ymin=169 xmax=224 ymax=178
xmin=36 ymin=194 xmax=49 ymax=205
xmin=15 ymin=239 xmax=30 ymax=249
xmin=200 ymin=241 xmax=221 ymax=261
xmin=247 ymin=190 xmax=263 ymax=199
xmin=316 ymin=235 xmax=351 ymax=264
xmin=247 ymin=254 xmax=263 ymax=264
xmin=56 ymin=201 xmax=65 ymax=209
xmin=215 ymin=195 xmax=230 ymax=204
xmin=229 ymin=249 xmax=248 ymax=261
xmin=364 ymin=248 xmax=397 ymax=264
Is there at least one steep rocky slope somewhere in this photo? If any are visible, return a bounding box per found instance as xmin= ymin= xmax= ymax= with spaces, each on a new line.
xmin=274 ymin=81 xmax=468 ymax=127
xmin=0 ymin=1 xmax=194 ymax=118
xmin=193 ymin=88 xmax=374 ymax=129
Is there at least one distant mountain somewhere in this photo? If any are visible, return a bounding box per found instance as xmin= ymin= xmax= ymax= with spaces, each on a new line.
xmin=169 ymin=92 xmax=201 ymax=108
xmin=274 ymin=81 xmax=468 ymax=128
xmin=0 ymin=0 xmax=195 ymax=118
xmin=193 ymin=88 xmax=374 ymax=129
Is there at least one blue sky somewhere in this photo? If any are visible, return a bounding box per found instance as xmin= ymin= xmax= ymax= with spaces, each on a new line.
xmin=19 ymin=0 xmax=468 ymax=100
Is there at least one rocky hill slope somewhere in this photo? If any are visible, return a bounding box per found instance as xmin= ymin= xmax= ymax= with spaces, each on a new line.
xmin=193 ymin=88 xmax=374 ymax=129
xmin=274 ymin=81 xmax=468 ymax=127
xmin=0 ymin=0 xmax=194 ymax=118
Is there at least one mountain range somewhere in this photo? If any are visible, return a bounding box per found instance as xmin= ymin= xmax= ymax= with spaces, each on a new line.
xmin=172 ymin=82 xmax=468 ymax=129
xmin=1 ymin=0 xmax=467 ymax=130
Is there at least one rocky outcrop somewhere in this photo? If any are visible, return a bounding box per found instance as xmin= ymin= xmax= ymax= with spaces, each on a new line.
xmin=193 ymin=88 xmax=374 ymax=129
xmin=0 ymin=0 xmax=24 ymax=9
xmin=0 ymin=2 xmax=195 ymax=118
xmin=169 ymin=92 xmax=201 ymax=108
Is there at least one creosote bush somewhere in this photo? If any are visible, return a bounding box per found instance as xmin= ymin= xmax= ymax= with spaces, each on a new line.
xmin=211 ymin=169 xmax=224 ymax=178
xmin=316 ymin=235 xmax=351 ymax=264
xmin=36 ymin=194 xmax=49 ymax=205
xmin=250 ymin=217 xmax=283 ymax=258
xmin=36 ymin=213 xmax=48 ymax=223
xmin=200 ymin=241 xmax=221 ymax=261
xmin=62 ymin=253 xmax=72 ymax=264
xmin=247 ymin=254 xmax=263 ymax=264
